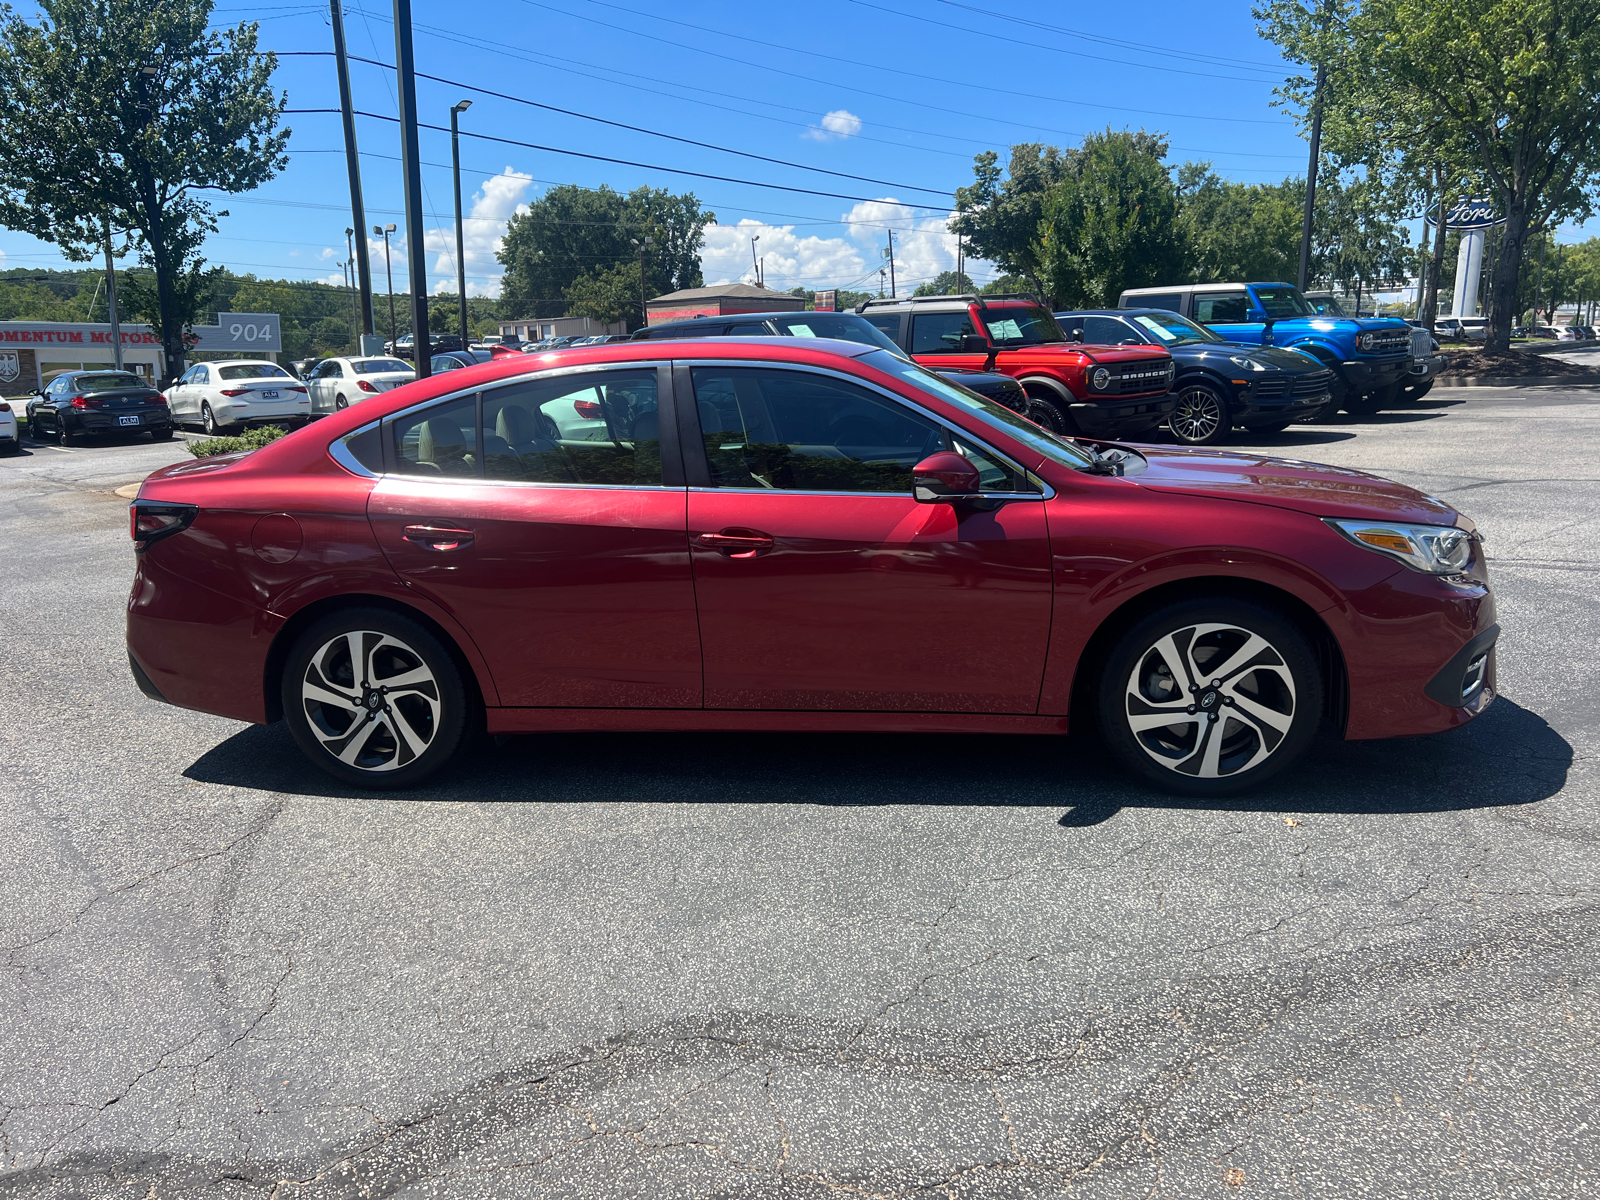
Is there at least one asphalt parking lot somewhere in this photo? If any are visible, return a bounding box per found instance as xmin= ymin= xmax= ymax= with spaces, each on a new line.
xmin=0 ymin=390 xmax=1595 ymax=1200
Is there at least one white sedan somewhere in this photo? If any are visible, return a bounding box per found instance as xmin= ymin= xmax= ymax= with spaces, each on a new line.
xmin=164 ymin=360 xmax=310 ymax=434
xmin=0 ymin=397 xmax=18 ymax=454
xmin=304 ymin=356 xmax=416 ymax=414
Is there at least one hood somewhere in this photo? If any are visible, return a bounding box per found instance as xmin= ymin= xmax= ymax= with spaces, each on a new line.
xmin=1175 ymin=343 xmax=1322 ymax=371
xmin=1072 ymin=343 xmax=1170 ymax=363
xmin=1132 ymin=445 xmax=1457 ymax=524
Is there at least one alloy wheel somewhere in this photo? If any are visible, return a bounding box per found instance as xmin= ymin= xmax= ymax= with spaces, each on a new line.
xmin=1124 ymin=622 xmax=1297 ymax=780
xmin=301 ymin=630 xmax=441 ymax=772
xmin=335 ymin=394 xmax=348 ymax=410
xmin=202 ymin=402 xmax=218 ymax=435
xmin=1170 ymin=386 xmax=1226 ymax=444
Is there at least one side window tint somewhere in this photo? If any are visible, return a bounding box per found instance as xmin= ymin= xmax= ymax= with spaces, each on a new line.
xmin=1084 ymin=316 xmax=1135 ymax=344
xmin=690 ymin=366 xmax=943 ymax=493
xmin=481 ymin=369 xmax=662 ymax=486
xmin=1133 ymin=293 xmax=1183 ymax=313
xmin=863 ymin=314 xmax=902 ymax=341
xmin=727 ymin=323 xmax=771 ymax=335
xmin=393 ymin=394 xmax=479 ymax=478
xmin=910 ymin=311 xmax=976 ymax=354
xmin=949 ymin=434 xmax=1037 ymax=494
xmin=329 ymin=362 xmax=344 ymax=378
xmin=1194 ymin=293 xmax=1249 ymax=324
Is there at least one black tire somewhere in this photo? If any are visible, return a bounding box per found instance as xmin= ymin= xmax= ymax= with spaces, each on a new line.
xmin=1024 ymin=392 xmax=1075 ymax=435
xmin=60 ymin=418 xmax=84 ymax=446
xmin=1402 ymin=379 xmax=1434 ymax=401
xmin=334 ymin=393 xmax=349 ymax=411
xmin=282 ymin=607 xmax=469 ymax=789
xmin=1097 ymin=598 xmax=1322 ymax=797
xmin=1167 ymin=382 xmax=1231 ymax=445
xmin=202 ymin=402 xmax=221 ymax=435
xmin=151 ymin=426 xmax=175 ymax=441
xmin=1325 ymin=371 xmax=1349 ymax=415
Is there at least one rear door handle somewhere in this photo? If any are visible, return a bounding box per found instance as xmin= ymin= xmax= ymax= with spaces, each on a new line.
xmin=403 ymin=525 xmax=475 ymax=552
xmin=696 ymin=528 xmax=775 ymax=558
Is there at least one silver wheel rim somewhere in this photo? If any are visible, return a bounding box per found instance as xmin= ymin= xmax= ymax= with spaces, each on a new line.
xmin=1125 ymin=622 xmax=1297 ymax=779
xmin=301 ymin=630 xmax=441 ymax=772
xmin=203 ymin=404 xmax=216 ymax=434
xmin=1171 ymin=388 xmax=1224 ymax=442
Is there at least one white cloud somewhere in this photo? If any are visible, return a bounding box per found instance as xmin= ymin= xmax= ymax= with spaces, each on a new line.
xmin=698 ymin=200 xmax=996 ymax=296
xmin=803 ymin=109 xmax=862 ymax=142
xmin=319 ymin=246 xmax=335 ymax=261
xmin=313 ymin=271 xmax=346 ymax=287
xmin=423 ymin=167 xmax=535 ymax=298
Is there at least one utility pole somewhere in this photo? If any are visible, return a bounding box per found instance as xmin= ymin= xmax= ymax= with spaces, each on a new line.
xmin=879 ymin=268 xmax=886 ymax=298
xmin=1297 ymin=60 xmax=1327 ymax=293
xmin=375 ymin=224 xmax=398 ymax=343
xmin=886 ymin=228 xmax=897 ymax=297
xmin=450 ymin=100 xmax=472 ymax=350
xmin=393 ymin=0 xmax=431 ymax=377
xmin=331 ymin=0 xmax=374 ymax=344
xmin=956 ymin=234 xmax=964 ymax=294
xmin=345 ymin=228 xmax=360 ymax=352
xmin=750 ymin=235 xmax=760 ymax=286
xmin=633 ymin=236 xmax=653 ymax=331
xmin=102 ymin=218 xmax=123 ymax=370
xmin=1535 ymin=237 xmax=1546 ymax=323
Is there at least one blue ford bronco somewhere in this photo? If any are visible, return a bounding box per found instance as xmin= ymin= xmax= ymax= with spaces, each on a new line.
xmin=1118 ymin=282 xmax=1424 ymax=414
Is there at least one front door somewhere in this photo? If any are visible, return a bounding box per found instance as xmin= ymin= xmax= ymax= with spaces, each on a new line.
xmin=681 ymin=363 xmax=1053 ymax=712
xmin=367 ymin=364 xmax=702 ymax=708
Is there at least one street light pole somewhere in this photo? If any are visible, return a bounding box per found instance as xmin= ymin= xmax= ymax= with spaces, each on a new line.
xmin=392 ymin=0 xmax=431 ymax=377
xmin=330 ymin=0 xmax=374 ymax=342
xmin=1297 ymin=60 xmax=1327 ymax=293
xmin=450 ymin=99 xmax=472 ymax=351
xmin=102 ymin=218 xmax=123 ymax=371
xmin=886 ymin=228 xmax=897 ymax=297
xmin=375 ymin=223 xmax=397 ymax=344
xmin=750 ymin=235 xmax=760 ymax=285
xmin=632 ymin=237 xmax=654 ymax=332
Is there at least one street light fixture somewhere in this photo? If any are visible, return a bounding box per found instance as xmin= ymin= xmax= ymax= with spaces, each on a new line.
xmin=374 ymin=223 xmax=398 ymax=345
xmin=450 ymin=99 xmax=473 ymax=353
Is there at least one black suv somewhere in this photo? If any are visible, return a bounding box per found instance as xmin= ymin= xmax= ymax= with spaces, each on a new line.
xmin=632 ymin=310 xmax=1027 ymax=414
xmin=1055 ymin=309 xmax=1334 ymax=444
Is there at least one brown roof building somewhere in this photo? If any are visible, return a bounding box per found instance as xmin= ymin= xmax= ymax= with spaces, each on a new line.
xmin=646 ymin=283 xmax=806 ymax=326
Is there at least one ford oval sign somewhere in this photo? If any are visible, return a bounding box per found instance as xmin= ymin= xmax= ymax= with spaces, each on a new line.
xmin=1432 ymin=198 xmax=1504 ymax=230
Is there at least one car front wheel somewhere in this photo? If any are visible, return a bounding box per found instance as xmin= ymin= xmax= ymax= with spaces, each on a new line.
xmin=1098 ymin=599 xmax=1322 ymax=796
xmin=282 ymin=608 xmax=468 ymax=789
xmin=1024 ymin=392 xmax=1076 ymax=435
xmin=1168 ymin=383 xmax=1230 ymax=445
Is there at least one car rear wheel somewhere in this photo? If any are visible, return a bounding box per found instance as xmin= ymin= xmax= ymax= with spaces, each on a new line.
xmin=1098 ymin=598 xmax=1322 ymax=796
xmin=201 ymin=402 xmax=221 ymax=435
xmin=282 ymin=608 xmax=468 ymax=789
xmin=1168 ymin=383 xmax=1230 ymax=445
xmin=60 ymin=419 xmax=84 ymax=446
xmin=335 ymin=393 xmax=349 ymax=410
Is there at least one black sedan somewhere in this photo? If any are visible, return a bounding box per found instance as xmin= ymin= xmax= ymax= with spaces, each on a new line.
xmin=632 ymin=310 xmax=1029 ymax=414
xmin=26 ymin=370 xmax=175 ymax=446
xmin=429 ymin=349 xmax=497 ymax=373
xmin=1055 ymin=309 xmax=1334 ymax=445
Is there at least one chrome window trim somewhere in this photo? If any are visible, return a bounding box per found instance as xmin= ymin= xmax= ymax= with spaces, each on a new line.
xmin=382 ymin=477 xmax=679 ymax=494
xmin=688 ymin=485 xmax=1052 ymax=501
xmin=677 ymin=357 xmax=1049 ymax=500
xmin=328 ymin=419 xmax=382 ymax=478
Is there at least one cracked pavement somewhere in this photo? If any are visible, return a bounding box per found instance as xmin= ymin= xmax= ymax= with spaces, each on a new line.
xmin=0 ymin=388 xmax=1595 ymax=1198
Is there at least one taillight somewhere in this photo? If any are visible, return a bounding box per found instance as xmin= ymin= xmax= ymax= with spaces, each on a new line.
xmin=357 ymin=379 xmax=378 ymax=393
xmin=573 ymin=398 xmax=603 ymax=419
xmin=0 ymin=402 xmax=9 ymax=413
xmin=148 ymin=395 xmax=168 ymax=407
xmin=219 ymin=388 xmax=251 ymax=397
xmin=70 ymin=394 xmax=103 ymax=408
xmin=289 ymin=385 xmax=308 ymax=393
xmin=130 ymin=502 xmax=198 ymax=550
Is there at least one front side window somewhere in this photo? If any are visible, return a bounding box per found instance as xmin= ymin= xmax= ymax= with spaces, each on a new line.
xmin=217 ymin=363 xmax=290 ymax=381
xmin=910 ymin=311 xmax=976 ymax=354
xmin=727 ymin=323 xmax=772 ymax=336
xmin=1194 ymin=292 xmax=1250 ymax=324
xmin=689 ymin=366 xmax=1032 ymax=494
xmin=1251 ymin=286 xmax=1314 ymax=317
xmin=431 ymin=356 xmax=462 ymax=372
xmin=772 ymin=314 xmax=908 ymax=359
xmin=393 ymin=394 xmax=478 ymax=478
xmin=1083 ymin=316 xmax=1138 ymax=345
xmin=483 ymin=369 xmax=662 ymax=486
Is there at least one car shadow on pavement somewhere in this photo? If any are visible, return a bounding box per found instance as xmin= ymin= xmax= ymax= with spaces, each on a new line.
xmin=183 ymin=696 xmax=1569 ymax=827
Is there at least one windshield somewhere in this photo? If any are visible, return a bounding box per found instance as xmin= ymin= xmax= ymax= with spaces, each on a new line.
xmin=982 ymin=306 xmax=1066 ymax=345
xmin=863 ymin=350 xmax=1096 ymax=470
xmin=353 ymin=358 xmax=412 ymax=374
xmin=1130 ymin=311 xmax=1222 ymax=345
xmin=78 ymin=373 xmax=146 ymax=392
xmin=1251 ymin=286 xmax=1315 ymax=317
xmin=772 ymin=313 xmax=911 ymax=360
xmin=217 ymin=363 xmax=290 ymax=381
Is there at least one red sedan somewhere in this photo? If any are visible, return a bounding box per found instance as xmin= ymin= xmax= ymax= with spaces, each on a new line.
xmin=125 ymin=338 xmax=1497 ymax=795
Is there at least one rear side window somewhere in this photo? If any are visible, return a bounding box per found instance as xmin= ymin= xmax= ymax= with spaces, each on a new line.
xmin=727 ymin=323 xmax=773 ymax=335
xmin=1194 ymin=293 xmax=1249 ymax=324
xmin=482 ymin=369 xmax=662 ymax=486
xmin=393 ymin=394 xmax=478 ymax=478
xmin=862 ymin=313 xmax=903 ymax=342
xmin=1130 ymin=293 xmax=1183 ymax=313
xmin=910 ymin=311 xmax=976 ymax=354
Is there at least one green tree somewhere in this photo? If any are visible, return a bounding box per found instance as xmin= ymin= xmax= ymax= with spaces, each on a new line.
xmin=912 ymin=271 xmax=978 ymax=297
xmin=499 ymin=184 xmax=713 ymax=326
xmin=1261 ymin=0 xmax=1600 ymax=350
xmin=0 ymin=0 xmax=289 ymax=384
xmin=951 ymin=145 xmax=1072 ymax=299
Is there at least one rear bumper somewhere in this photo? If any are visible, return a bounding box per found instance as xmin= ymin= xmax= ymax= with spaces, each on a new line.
xmin=67 ymin=411 xmax=173 ymax=434
xmin=1071 ymin=392 xmax=1177 ymax=437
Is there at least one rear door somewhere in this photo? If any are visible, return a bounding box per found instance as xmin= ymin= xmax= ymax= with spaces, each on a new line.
xmin=367 ymin=362 xmax=702 ymax=708
xmin=680 ymin=362 xmax=1053 ymax=713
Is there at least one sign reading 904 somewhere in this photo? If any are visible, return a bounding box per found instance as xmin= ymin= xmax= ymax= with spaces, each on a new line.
xmin=186 ymin=312 xmax=283 ymax=353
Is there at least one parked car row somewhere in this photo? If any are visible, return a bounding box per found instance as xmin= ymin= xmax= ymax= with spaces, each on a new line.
xmin=125 ymin=329 xmax=1498 ymax=800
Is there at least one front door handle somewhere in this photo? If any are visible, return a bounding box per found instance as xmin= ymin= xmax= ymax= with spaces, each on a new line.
xmin=403 ymin=525 xmax=475 ymax=552
xmin=696 ymin=528 xmax=775 ymax=558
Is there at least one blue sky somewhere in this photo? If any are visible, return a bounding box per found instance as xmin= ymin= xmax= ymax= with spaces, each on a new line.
xmin=2 ymin=0 xmax=1591 ymax=308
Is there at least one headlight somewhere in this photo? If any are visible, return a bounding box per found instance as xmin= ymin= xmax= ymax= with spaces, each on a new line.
xmin=1326 ymin=518 xmax=1475 ymax=575
xmin=1091 ymin=367 xmax=1111 ymax=390
xmin=1227 ymin=355 xmax=1268 ymax=372
xmin=1356 ymin=332 xmax=1375 ymax=351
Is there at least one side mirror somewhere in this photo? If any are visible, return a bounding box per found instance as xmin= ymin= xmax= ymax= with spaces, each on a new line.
xmin=959 ymin=333 xmax=990 ymax=353
xmin=912 ymin=451 xmax=982 ymax=503
xmin=1069 ymin=328 xmax=1086 ymax=343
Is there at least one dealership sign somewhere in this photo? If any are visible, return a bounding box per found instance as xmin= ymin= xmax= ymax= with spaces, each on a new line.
xmin=0 ymin=351 xmax=18 ymax=382
xmin=186 ymin=312 xmax=282 ymax=353
xmin=0 ymin=323 xmax=159 ymax=346
xmin=813 ymin=289 xmax=837 ymax=312
xmin=1429 ymin=198 xmax=1504 ymax=230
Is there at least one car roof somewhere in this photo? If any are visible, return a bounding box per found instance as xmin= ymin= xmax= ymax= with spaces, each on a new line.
xmin=207 ymin=358 xmax=284 ymax=367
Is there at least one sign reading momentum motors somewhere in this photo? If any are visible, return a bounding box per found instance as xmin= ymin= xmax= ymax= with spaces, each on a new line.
xmin=1429 ymin=198 xmax=1504 ymax=230
xmin=0 ymin=323 xmax=159 ymax=347
xmin=186 ymin=312 xmax=282 ymax=353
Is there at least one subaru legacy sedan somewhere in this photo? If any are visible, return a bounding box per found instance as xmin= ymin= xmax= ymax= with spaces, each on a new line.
xmin=125 ymin=338 xmax=1497 ymax=795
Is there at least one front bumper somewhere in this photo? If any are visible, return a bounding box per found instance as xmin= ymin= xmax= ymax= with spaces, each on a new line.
xmin=1339 ymin=355 xmax=1411 ymax=393
xmin=1071 ymin=392 xmax=1178 ymax=437
xmin=1410 ymin=353 xmax=1448 ymax=380
xmin=1233 ymin=384 xmax=1331 ymax=427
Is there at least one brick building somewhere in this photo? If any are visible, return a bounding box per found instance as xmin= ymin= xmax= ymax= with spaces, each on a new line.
xmin=645 ymin=283 xmax=805 ymax=326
